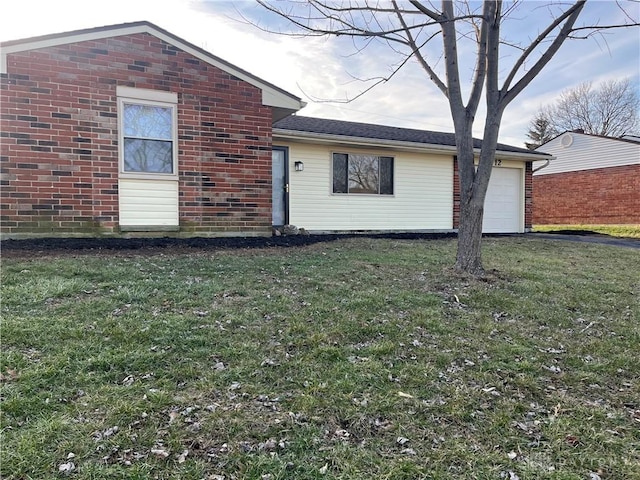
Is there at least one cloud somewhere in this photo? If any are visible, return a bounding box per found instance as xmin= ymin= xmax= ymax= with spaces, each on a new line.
xmin=1 ymin=0 xmax=637 ymax=148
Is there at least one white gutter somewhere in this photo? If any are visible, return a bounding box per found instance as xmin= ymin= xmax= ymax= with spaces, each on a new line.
xmin=532 ymin=158 xmax=553 ymax=173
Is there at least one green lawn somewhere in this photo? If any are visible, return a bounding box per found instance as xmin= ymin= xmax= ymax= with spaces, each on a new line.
xmin=1 ymin=237 xmax=639 ymax=479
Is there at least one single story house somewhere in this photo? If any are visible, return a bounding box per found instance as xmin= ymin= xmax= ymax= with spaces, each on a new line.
xmin=273 ymin=116 xmax=545 ymax=234
xmin=534 ymin=131 xmax=640 ymax=225
xmin=1 ymin=21 xmax=550 ymax=239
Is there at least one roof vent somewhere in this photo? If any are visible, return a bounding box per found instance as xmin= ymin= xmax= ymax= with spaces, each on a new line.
xmin=560 ymin=133 xmax=574 ymax=148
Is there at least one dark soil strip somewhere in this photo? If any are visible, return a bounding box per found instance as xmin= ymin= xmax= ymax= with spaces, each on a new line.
xmin=1 ymin=232 xmax=456 ymax=257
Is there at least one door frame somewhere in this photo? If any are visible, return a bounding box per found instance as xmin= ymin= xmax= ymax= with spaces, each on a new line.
xmin=272 ymin=146 xmax=290 ymax=226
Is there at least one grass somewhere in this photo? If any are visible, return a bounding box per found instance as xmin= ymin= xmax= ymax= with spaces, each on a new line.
xmin=1 ymin=236 xmax=639 ymax=479
xmin=533 ymin=224 xmax=640 ymax=238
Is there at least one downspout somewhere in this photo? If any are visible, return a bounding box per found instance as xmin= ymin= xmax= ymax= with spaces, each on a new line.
xmin=533 ymin=156 xmax=553 ymax=173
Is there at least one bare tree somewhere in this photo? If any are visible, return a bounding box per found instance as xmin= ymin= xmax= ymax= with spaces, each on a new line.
xmin=251 ymin=0 xmax=639 ymax=275
xmin=531 ymin=79 xmax=640 ymax=140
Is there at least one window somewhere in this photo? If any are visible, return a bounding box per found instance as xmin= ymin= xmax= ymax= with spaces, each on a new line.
xmin=117 ymin=87 xmax=178 ymax=176
xmin=332 ymin=153 xmax=394 ymax=194
xmin=122 ymin=104 xmax=174 ymax=173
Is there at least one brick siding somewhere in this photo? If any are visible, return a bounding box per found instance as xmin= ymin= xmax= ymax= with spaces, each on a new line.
xmin=533 ymin=164 xmax=640 ymax=224
xmin=524 ymin=161 xmax=532 ymax=229
xmin=0 ymin=33 xmax=273 ymax=238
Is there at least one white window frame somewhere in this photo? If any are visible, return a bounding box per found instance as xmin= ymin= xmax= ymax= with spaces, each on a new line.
xmin=117 ymin=86 xmax=178 ymax=180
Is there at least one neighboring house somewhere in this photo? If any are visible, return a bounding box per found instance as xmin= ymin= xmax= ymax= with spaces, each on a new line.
xmin=533 ymin=131 xmax=640 ymax=225
xmin=1 ymin=22 xmax=550 ymax=239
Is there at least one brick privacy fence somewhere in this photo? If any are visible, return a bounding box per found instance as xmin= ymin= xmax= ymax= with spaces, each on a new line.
xmin=533 ymin=164 xmax=640 ymax=224
xmin=1 ymin=33 xmax=273 ymax=238
xmin=452 ymin=157 xmax=533 ymax=230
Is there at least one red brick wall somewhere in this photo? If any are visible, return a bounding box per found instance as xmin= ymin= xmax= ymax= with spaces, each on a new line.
xmin=1 ymin=33 xmax=273 ymax=238
xmin=533 ymin=165 xmax=640 ymax=225
xmin=524 ymin=161 xmax=532 ymax=229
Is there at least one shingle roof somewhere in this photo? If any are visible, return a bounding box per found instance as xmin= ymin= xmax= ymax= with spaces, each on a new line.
xmin=274 ymin=115 xmax=545 ymax=156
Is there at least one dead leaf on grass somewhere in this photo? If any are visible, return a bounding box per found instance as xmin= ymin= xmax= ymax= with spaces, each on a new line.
xmin=93 ymin=426 xmax=119 ymax=441
xmin=565 ymin=435 xmax=580 ymax=447
xmin=151 ymin=448 xmax=170 ymax=458
xmin=58 ymin=462 xmax=75 ymax=475
xmin=168 ymin=411 xmax=179 ymax=424
xmin=500 ymin=472 xmax=520 ymax=480
xmin=0 ymin=369 xmax=19 ymax=382
xmin=177 ymin=449 xmax=189 ymax=463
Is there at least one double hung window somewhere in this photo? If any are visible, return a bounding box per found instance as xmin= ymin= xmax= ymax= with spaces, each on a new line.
xmin=117 ymin=87 xmax=178 ymax=176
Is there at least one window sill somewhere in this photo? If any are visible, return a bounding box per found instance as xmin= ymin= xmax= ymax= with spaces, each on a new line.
xmin=119 ymin=172 xmax=179 ymax=181
xmin=120 ymin=225 xmax=180 ymax=232
xmin=331 ymin=193 xmax=395 ymax=197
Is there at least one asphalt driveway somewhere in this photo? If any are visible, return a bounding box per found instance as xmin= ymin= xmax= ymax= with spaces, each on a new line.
xmin=525 ymin=232 xmax=640 ymax=249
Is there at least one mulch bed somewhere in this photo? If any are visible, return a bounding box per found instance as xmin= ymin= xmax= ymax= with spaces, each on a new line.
xmin=1 ymin=232 xmax=456 ymax=258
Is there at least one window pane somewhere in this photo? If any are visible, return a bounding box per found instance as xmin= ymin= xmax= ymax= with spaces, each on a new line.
xmin=348 ymin=154 xmax=378 ymax=194
xmin=333 ymin=153 xmax=348 ymax=193
xmin=123 ymin=104 xmax=172 ymax=139
xmin=379 ymin=157 xmax=394 ymax=194
xmin=124 ymin=139 xmax=173 ymax=173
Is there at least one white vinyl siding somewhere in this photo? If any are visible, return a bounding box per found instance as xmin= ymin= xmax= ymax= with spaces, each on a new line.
xmin=535 ymin=132 xmax=640 ymax=175
xmin=118 ymin=178 xmax=179 ymax=227
xmin=284 ymin=142 xmax=453 ymax=231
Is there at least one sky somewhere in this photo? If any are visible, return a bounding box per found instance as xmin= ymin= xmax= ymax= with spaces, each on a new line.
xmin=1 ymin=0 xmax=638 ymax=147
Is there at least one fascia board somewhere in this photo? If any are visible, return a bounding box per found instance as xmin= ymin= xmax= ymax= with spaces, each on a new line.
xmin=1 ymin=22 xmax=305 ymax=113
xmin=1 ymin=24 xmax=147 ymax=73
xmin=273 ymin=129 xmax=553 ymax=161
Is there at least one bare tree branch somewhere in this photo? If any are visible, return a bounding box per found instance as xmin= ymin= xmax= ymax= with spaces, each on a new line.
xmin=533 ymin=79 xmax=640 ymax=137
xmin=465 ymin=1 xmax=490 ymax=116
xmin=501 ymin=1 xmax=586 ymax=105
xmin=254 ymin=0 xmax=436 ymax=41
xmin=392 ymin=0 xmax=447 ymax=95
xmin=501 ymin=1 xmax=585 ymax=96
xmin=440 ymin=1 xmax=464 ymax=114
xmin=408 ymin=0 xmax=443 ymax=22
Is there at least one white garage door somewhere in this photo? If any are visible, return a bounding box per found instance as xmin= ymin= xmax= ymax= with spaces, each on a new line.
xmin=483 ymin=167 xmax=522 ymax=233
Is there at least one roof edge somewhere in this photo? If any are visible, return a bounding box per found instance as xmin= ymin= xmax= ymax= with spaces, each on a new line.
xmin=0 ymin=21 xmax=305 ymax=113
xmin=273 ymin=128 xmax=552 ymax=160
xmin=537 ymin=130 xmax=640 ymax=149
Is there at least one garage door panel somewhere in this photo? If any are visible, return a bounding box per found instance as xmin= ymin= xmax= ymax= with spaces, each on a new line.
xmin=483 ymin=167 xmax=522 ymax=233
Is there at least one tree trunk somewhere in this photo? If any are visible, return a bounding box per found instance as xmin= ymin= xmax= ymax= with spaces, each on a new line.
xmin=455 ymin=192 xmax=485 ymax=275
xmin=453 ymin=109 xmax=504 ymax=276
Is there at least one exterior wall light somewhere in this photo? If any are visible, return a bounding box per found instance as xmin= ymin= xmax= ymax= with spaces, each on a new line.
xmin=294 ymin=161 xmax=304 ymax=171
